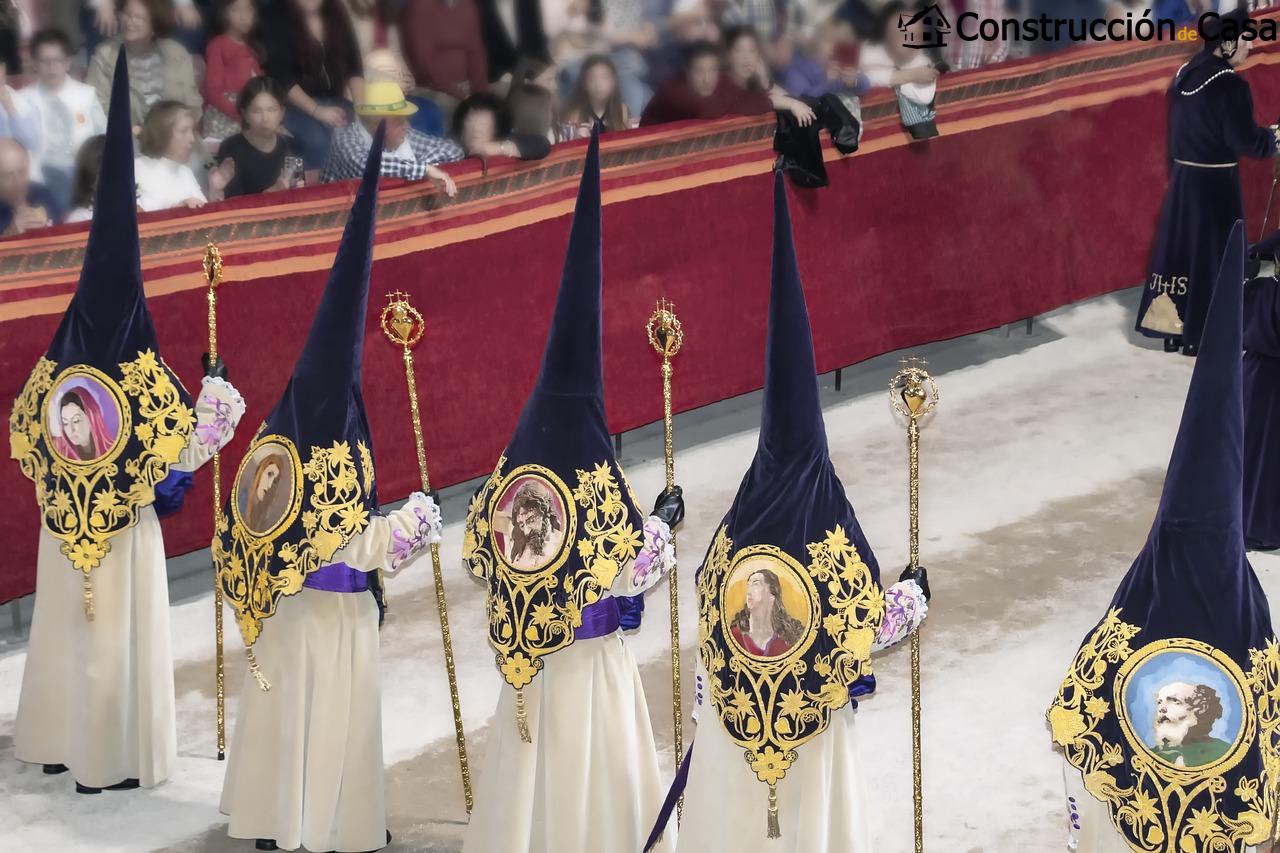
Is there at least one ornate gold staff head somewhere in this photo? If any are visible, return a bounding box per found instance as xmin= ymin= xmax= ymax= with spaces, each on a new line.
xmin=203 ymin=241 xmax=223 ymax=288
xmin=889 ymin=357 xmax=939 ymax=422
xmin=646 ymin=297 xmax=684 ymax=361
xmin=380 ymin=290 xmax=426 ymax=350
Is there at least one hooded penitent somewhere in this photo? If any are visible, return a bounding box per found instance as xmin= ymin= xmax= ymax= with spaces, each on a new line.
xmin=693 ymin=170 xmax=888 ymax=837
xmin=1050 ymin=222 xmax=1280 ymax=852
xmin=462 ymin=128 xmax=646 ymax=734
xmin=8 ymin=55 xmax=195 ymax=613
xmin=214 ymin=126 xmax=386 ymax=680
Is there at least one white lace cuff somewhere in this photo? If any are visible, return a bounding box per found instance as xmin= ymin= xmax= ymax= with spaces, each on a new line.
xmin=872 ymin=579 xmax=928 ymax=652
xmin=388 ymin=491 xmax=443 ymax=572
xmin=194 ymin=376 xmax=246 ymax=452
xmin=631 ymin=515 xmax=676 ymax=591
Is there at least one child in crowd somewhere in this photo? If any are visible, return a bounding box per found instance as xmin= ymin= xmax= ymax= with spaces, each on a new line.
xmin=202 ymin=0 xmax=262 ymax=142
xmin=211 ymin=77 xmax=304 ymax=200
xmin=560 ymin=54 xmax=629 ymax=139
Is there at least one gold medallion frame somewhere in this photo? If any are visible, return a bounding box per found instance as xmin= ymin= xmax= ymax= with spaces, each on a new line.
xmin=1114 ymin=638 xmax=1254 ymax=782
xmin=45 ymin=365 xmax=131 ymax=468
xmin=487 ymin=464 xmax=578 ymax=576
xmin=230 ymin=435 xmax=304 ymax=544
xmin=719 ymin=545 xmax=820 ymax=667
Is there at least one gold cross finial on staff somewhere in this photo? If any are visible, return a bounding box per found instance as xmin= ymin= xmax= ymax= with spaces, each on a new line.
xmin=647 ymin=297 xmax=684 ymax=359
xmin=890 ymin=358 xmax=939 ymax=422
xmin=381 ymin=291 xmax=426 ymax=349
xmin=378 ymin=289 xmax=473 ymax=814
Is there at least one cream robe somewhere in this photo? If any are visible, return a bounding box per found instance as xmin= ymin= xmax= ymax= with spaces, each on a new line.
xmin=462 ymin=517 xmax=676 ymax=853
xmin=13 ymin=376 xmax=246 ymax=789
xmin=220 ymin=492 xmax=441 ymax=852
xmin=674 ymin=579 xmax=928 ymax=853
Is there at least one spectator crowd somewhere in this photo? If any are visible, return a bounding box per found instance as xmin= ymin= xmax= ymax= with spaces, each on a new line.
xmin=0 ymin=0 xmax=1211 ymax=236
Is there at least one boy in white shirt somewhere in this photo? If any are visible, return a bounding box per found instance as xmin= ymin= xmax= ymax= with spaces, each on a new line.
xmin=17 ymin=29 xmax=107 ymax=208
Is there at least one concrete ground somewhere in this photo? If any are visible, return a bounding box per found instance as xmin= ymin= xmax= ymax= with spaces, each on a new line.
xmin=4 ymin=287 xmax=1277 ymax=852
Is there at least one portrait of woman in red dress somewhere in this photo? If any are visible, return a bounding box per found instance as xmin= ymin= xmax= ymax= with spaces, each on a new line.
xmin=729 ymin=566 xmax=806 ymax=658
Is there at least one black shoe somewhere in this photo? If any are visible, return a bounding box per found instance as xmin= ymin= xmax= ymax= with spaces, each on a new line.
xmin=75 ymin=782 xmax=102 ymax=795
xmin=1164 ymin=337 xmax=1180 ymax=353
xmin=106 ymin=778 xmax=139 ymax=790
xmin=42 ymin=764 xmax=68 ymax=775
xmin=255 ymin=842 xmax=277 ymax=851
xmin=1181 ymin=343 xmax=1199 ymax=357
xmin=818 ymin=93 xmax=862 ymax=155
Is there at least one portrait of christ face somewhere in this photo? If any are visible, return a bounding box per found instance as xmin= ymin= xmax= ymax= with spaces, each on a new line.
xmin=492 ymin=474 xmax=569 ymax=571
xmin=45 ymin=373 xmax=123 ymax=464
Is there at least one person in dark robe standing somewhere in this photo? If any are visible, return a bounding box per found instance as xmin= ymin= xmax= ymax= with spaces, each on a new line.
xmin=1135 ymin=7 xmax=1278 ymax=356
xmin=1242 ymin=229 xmax=1280 ymax=549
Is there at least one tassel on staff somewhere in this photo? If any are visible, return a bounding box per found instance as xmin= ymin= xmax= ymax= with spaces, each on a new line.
xmin=204 ymin=242 xmax=228 ymax=760
xmin=889 ymin=358 xmax=939 ymax=853
xmin=380 ymin=291 xmax=474 ymax=814
xmin=646 ymin=298 xmax=685 ymax=822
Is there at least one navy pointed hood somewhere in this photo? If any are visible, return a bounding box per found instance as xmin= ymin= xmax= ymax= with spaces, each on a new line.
xmin=8 ymin=52 xmax=198 ymax=582
xmin=48 ymin=53 xmax=161 ymax=366
xmin=462 ymin=128 xmax=646 ymax=700
xmin=1050 ymin=223 xmax=1279 ymax=850
xmin=216 ymin=127 xmax=385 ymax=650
xmin=717 ymin=170 xmax=881 ymax=605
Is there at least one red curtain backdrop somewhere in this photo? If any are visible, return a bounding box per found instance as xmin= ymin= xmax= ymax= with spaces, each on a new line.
xmin=3 ymin=32 xmax=1280 ymax=603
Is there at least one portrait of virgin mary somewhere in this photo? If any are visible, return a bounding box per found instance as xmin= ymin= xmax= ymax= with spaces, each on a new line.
xmin=50 ymin=386 xmax=116 ymax=462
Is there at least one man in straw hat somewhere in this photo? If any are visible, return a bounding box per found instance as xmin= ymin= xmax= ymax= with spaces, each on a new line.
xmin=320 ymin=78 xmax=462 ymax=192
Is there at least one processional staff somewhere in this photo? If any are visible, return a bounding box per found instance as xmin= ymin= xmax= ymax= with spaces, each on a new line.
xmin=647 ymin=298 xmax=685 ymax=821
xmin=379 ymin=290 xmax=473 ymax=814
xmin=889 ymin=358 xmax=939 ymax=853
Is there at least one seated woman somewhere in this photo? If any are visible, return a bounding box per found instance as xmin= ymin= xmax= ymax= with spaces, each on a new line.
xmin=453 ymin=91 xmax=551 ymax=161
xmin=259 ymin=0 xmax=364 ymax=173
xmin=210 ymin=78 xmax=304 ymax=200
xmin=560 ymin=54 xmax=629 ymax=140
xmin=87 ymin=0 xmax=203 ymax=127
xmin=134 ymin=100 xmax=211 ymax=211
xmin=201 ymin=0 xmax=263 ymax=143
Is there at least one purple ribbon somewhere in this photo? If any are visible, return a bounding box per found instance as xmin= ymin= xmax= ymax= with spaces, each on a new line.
xmin=578 ymin=597 xmax=621 ymax=639
xmin=302 ymin=562 xmax=369 ymax=593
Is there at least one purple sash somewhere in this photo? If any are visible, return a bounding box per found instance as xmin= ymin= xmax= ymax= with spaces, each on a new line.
xmin=578 ymin=597 xmax=621 ymax=639
xmin=302 ymin=562 xmax=369 ymax=593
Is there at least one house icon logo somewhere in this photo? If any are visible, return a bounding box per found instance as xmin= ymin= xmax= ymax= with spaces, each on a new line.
xmin=899 ymin=3 xmax=951 ymax=49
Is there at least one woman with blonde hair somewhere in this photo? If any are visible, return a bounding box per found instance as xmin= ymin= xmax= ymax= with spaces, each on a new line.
xmin=134 ymin=100 xmax=216 ymax=210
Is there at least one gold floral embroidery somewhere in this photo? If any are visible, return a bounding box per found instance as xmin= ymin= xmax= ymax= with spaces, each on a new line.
xmin=215 ymin=435 xmax=373 ymax=646
xmin=1049 ymin=613 xmax=1280 ymax=851
xmin=698 ymin=524 xmax=884 ymax=792
xmin=463 ymin=457 xmax=641 ymax=691
xmin=9 ymin=353 xmax=194 ymax=575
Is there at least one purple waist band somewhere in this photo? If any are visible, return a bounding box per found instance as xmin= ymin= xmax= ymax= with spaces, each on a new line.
xmin=578 ymin=597 xmax=621 ymax=639
xmin=302 ymin=562 xmax=369 ymax=594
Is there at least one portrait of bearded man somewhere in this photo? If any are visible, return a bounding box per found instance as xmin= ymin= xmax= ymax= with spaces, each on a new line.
xmin=1149 ymin=681 xmax=1233 ymax=768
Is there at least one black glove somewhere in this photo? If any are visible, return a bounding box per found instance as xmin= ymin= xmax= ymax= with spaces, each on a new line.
xmin=899 ymin=564 xmax=930 ymax=603
xmin=202 ymin=352 xmax=228 ymax=380
xmin=652 ymin=485 xmax=685 ymax=529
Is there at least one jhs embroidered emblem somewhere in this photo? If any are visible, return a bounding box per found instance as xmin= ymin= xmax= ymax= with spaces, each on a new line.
xmin=1148 ymin=273 xmax=1189 ymax=296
